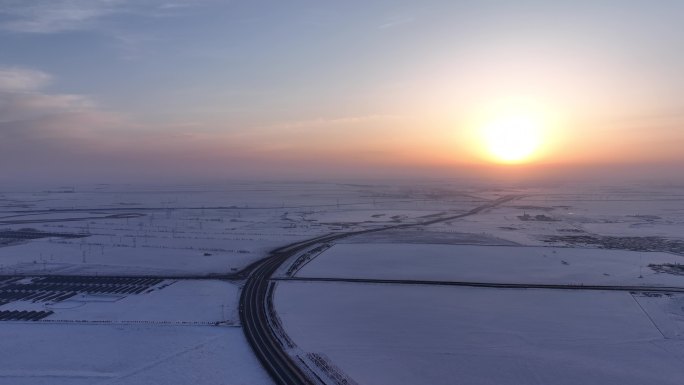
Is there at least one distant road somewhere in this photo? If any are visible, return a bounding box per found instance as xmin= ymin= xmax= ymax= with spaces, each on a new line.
xmin=273 ymin=276 xmax=684 ymax=293
xmin=240 ymin=194 xmax=521 ymax=385
xmin=0 ymin=213 xmax=144 ymax=225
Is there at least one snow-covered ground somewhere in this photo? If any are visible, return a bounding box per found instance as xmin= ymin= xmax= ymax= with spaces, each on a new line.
xmin=420 ymin=186 xmax=684 ymax=247
xmin=293 ymin=243 xmax=684 ymax=286
xmin=2 ymin=181 xmax=684 ymax=384
xmin=0 ymin=323 xmax=272 ymax=385
xmin=275 ymin=281 xmax=684 ymax=385
xmin=0 ymin=182 xmax=474 ymax=276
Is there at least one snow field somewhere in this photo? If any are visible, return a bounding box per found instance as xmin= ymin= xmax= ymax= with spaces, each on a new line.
xmin=275 ymin=281 xmax=684 ymax=385
xmin=296 ymin=243 xmax=684 ymax=287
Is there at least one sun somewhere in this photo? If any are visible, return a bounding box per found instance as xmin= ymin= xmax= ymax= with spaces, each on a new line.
xmin=480 ymin=113 xmax=544 ymax=164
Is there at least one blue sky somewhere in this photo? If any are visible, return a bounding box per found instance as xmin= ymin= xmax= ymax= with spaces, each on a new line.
xmin=1 ymin=1 xmax=683 ymax=184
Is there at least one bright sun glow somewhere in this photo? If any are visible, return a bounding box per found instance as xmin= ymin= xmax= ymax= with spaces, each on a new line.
xmin=480 ymin=113 xmax=544 ymax=164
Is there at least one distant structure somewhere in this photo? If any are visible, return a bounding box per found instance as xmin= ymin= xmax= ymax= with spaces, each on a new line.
xmin=518 ymin=212 xmax=557 ymax=222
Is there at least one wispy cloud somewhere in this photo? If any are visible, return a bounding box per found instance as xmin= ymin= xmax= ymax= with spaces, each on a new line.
xmin=0 ymin=0 xmax=211 ymax=33
xmin=0 ymin=65 xmax=262 ymax=183
xmin=254 ymin=114 xmax=403 ymax=132
xmin=377 ymin=15 xmax=415 ymax=30
xmin=0 ymin=67 xmax=52 ymax=91
xmin=0 ymin=66 xmax=115 ymax=142
xmin=0 ymin=0 xmax=123 ymax=33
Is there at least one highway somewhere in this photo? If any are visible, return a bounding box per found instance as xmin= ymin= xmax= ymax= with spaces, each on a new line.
xmin=239 ymin=195 xmax=521 ymax=385
xmin=240 ymin=234 xmax=344 ymax=384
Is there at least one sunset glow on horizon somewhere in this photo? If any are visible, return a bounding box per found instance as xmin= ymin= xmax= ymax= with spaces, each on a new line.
xmin=0 ymin=1 xmax=683 ymax=184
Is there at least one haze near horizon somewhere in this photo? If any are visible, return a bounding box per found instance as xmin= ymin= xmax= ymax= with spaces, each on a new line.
xmin=1 ymin=0 xmax=683 ymax=184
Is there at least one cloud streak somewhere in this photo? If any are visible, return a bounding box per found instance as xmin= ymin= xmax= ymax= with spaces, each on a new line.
xmin=0 ymin=66 xmax=121 ymax=161
xmin=0 ymin=0 xmax=124 ymax=33
xmin=377 ymin=15 xmax=415 ymax=30
xmin=0 ymin=65 xmax=290 ymax=184
xmin=0 ymin=0 xmax=211 ymax=33
xmin=0 ymin=67 xmax=95 ymax=123
xmin=0 ymin=67 xmax=51 ymax=91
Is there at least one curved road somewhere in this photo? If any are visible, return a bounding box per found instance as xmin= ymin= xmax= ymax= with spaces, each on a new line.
xmin=240 ymin=233 xmax=344 ymax=384
xmin=240 ymin=195 xmax=521 ymax=385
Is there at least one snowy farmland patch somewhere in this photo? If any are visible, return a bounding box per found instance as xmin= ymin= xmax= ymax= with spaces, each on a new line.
xmin=420 ymin=189 xmax=684 ymax=246
xmin=0 ymin=238 xmax=265 ymax=276
xmin=294 ymin=243 xmax=684 ymax=287
xmin=275 ymin=282 xmax=684 ymax=385
xmin=0 ymin=323 xmax=273 ymax=385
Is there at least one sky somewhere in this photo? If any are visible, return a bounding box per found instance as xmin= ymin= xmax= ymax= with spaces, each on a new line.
xmin=1 ymin=0 xmax=683 ymax=185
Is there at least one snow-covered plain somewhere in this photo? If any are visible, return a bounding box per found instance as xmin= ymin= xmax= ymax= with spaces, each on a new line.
xmin=294 ymin=243 xmax=684 ymax=286
xmin=419 ymin=186 xmax=684 ymax=247
xmin=0 ymin=183 xmax=476 ymax=276
xmin=276 ymin=281 xmax=684 ymax=385
xmin=3 ymin=181 xmax=684 ymax=385
xmin=0 ymin=323 xmax=272 ymax=385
